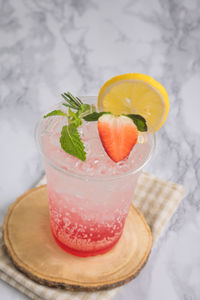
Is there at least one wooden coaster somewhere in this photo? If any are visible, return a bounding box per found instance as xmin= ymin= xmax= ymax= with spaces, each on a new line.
xmin=3 ymin=185 xmax=152 ymax=291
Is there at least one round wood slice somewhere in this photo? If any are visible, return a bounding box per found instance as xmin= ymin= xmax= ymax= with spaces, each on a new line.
xmin=3 ymin=185 xmax=152 ymax=291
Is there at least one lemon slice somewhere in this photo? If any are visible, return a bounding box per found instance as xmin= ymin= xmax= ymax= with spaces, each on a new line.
xmin=98 ymin=73 xmax=169 ymax=131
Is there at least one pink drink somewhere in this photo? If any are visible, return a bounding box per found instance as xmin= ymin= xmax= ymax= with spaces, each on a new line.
xmin=36 ymin=98 xmax=154 ymax=257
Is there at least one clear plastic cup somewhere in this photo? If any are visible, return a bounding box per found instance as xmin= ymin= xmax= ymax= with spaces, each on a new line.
xmin=35 ymin=97 xmax=155 ymax=257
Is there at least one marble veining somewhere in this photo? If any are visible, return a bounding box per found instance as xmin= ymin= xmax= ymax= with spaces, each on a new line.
xmin=0 ymin=0 xmax=200 ymax=299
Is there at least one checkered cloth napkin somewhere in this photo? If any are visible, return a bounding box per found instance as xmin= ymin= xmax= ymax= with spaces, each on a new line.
xmin=0 ymin=172 xmax=184 ymax=300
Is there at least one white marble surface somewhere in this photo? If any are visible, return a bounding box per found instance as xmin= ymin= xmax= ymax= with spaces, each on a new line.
xmin=0 ymin=0 xmax=200 ymax=299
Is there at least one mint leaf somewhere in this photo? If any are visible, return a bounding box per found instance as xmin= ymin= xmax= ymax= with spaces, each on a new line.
xmin=78 ymin=104 xmax=96 ymax=118
xmin=83 ymin=112 xmax=110 ymax=121
xmin=68 ymin=108 xmax=82 ymax=127
xmin=44 ymin=110 xmax=67 ymax=118
xmin=60 ymin=124 xmax=86 ymax=161
xmin=43 ymin=92 xmax=103 ymax=162
xmin=78 ymin=104 xmax=91 ymax=116
xmin=126 ymin=114 xmax=148 ymax=132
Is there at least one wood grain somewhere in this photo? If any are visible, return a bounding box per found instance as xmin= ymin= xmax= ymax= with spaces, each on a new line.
xmin=3 ymin=185 xmax=152 ymax=291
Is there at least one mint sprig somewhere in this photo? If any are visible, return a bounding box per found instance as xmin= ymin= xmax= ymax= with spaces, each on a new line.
xmin=43 ymin=92 xmax=94 ymax=162
xmin=43 ymin=92 xmax=148 ymax=162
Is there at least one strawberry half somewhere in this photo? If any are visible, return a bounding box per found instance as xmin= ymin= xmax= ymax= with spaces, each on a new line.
xmin=98 ymin=114 xmax=138 ymax=162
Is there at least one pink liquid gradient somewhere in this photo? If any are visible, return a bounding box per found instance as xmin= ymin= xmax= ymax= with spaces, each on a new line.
xmin=48 ymin=189 xmax=126 ymax=256
xmin=38 ymin=101 xmax=154 ymax=256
